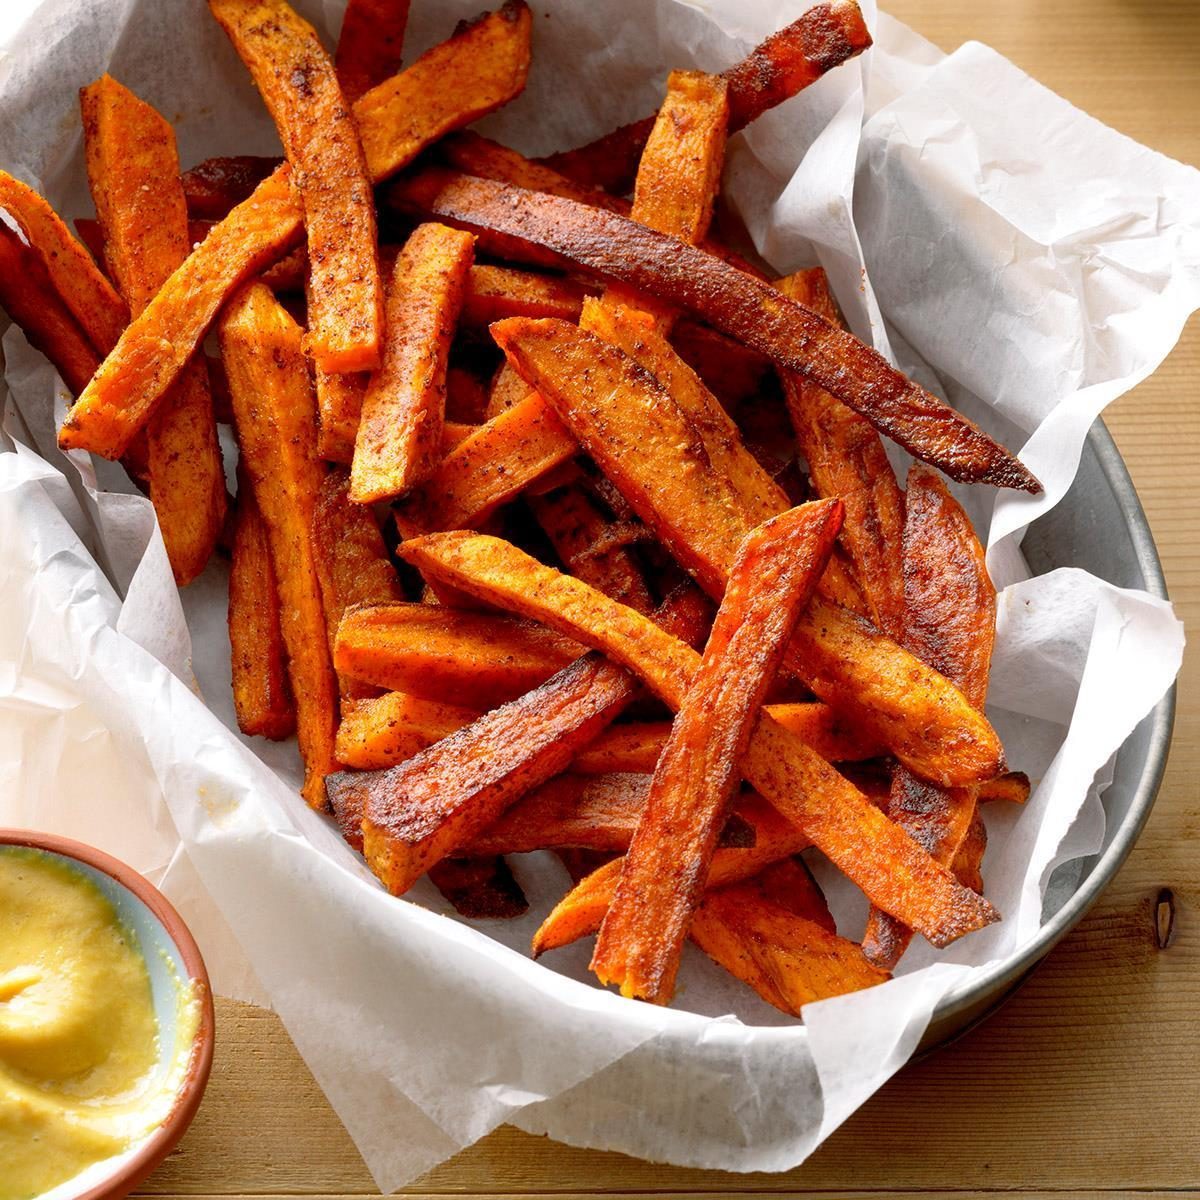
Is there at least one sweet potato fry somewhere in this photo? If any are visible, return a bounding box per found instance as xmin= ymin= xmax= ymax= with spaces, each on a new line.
xmin=533 ymin=790 xmax=813 ymax=955
xmin=60 ymin=2 xmax=532 ymax=460
xmin=311 ymin=469 xmax=404 ymax=698
xmin=335 ymin=0 xmax=411 ymax=102
xmin=401 ymin=390 xmax=576 ymax=530
xmin=335 ymin=691 xmax=478 ymax=769
xmin=228 ymin=483 xmax=296 ymax=741
xmin=81 ymin=74 xmax=226 ymax=585
xmin=951 ymin=810 xmax=988 ymax=896
xmin=540 ymin=1 xmax=871 ymax=193
xmin=350 ymin=224 xmax=474 ymax=501
xmin=0 ymin=223 xmax=100 ymax=395
xmin=981 ymin=770 xmax=1031 ymax=806
xmin=777 ymin=269 xmax=905 ymax=635
xmin=334 ymin=603 xmax=583 ymax=707
xmin=438 ymin=130 xmax=628 ymax=214
xmin=461 ymin=264 xmax=589 ymax=328
xmin=593 ymin=501 xmax=841 ymax=1002
xmin=314 ymin=366 xmax=367 ymax=464
xmin=394 ymin=174 xmax=1038 ymax=491
xmin=482 ymin=362 xmax=530 ymax=420
xmin=445 ymin=366 xmax=490 ymax=424
xmin=862 ymin=463 xmax=999 ymax=969
xmin=209 ymin=0 xmax=384 ymax=373
xmin=669 ymin=320 xmax=772 ymax=410
xmin=691 ymin=882 xmax=888 ymax=1016
xmin=0 ymin=169 xmax=127 ymax=354
xmin=399 ymin=531 xmax=999 ymax=947
xmin=490 ymin=315 xmax=1005 ymax=786
xmin=528 ymin=484 xmax=654 ymax=615
xmin=330 ymin=588 xmax=708 ymax=888
xmin=573 ymin=701 xmax=879 ymax=774
xmin=220 ymin=284 xmax=338 ymax=806
xmin=427 ymin=854 xmax=527 ymax=919
xmin=181 ymin=155 xmax=280 ymax=220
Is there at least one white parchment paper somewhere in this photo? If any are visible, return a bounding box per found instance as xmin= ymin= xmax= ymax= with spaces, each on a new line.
xmin=0 ymin=0 xmax=1194 ymax=1186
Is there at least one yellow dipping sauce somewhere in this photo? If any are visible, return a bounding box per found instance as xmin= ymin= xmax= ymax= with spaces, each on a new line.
xmin=0 ymin=849 xmax=197 ymax=1200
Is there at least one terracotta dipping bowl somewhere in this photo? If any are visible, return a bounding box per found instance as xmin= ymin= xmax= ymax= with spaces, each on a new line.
xmin=0 ymin=829 xmax=215 ymax=1200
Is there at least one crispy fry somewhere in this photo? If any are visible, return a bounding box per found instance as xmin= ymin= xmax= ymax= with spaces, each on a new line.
xmin=220 ymin=284 xmax=338 ymax=806
xmin=490 ymin=315 xmax=1005 ymax=786
xmin=951 ymin=810 xmax=988 ymax=896
xmin=334 ymin=602 xmax=583 ymax=707
xmin=461 ymin=264 xmax=589 ymax=328
xmin=399 ymin=531 xmax=998 ymax=946
xmin=181 ymin=155 xmax=280 ymax=220
xmin=335 ymin=691 xmax=479 ymax=769
xmin=60 ymin=3 xmax=532 ymax=460
xmin=691 ymin=882 xmax=888 ymax=1016
xmin=593 ymin=501 xmax=841 ymax=1003
xmin=335 ymin=0 xmax=411 ymax=102
xmin=0 ymin=169 xmax=127 ymax=354
xmin=394 ymin=174 xmax=1038 ymax=491
xmin=209 ymin=0 xmax=384 ymax=373
xmin=311 ymin=469 xmax=404 ymax=699
xmin=0 ymin=223 xmax=100 ymax=395
xmin=314 ymin=366 xmax=367 ymax=463
xmin=228 ymin=483 xmax=296 ymax=741
xmin=862 ymin=463 xmax=999 ymax=969
xmin=427 ymin=855 xmax=527 ymax=919
xmin=777 ymin=269 xmax=905 ymax=635
xmin=401 ymin=391 xmax=576 ymax=530
xmin=981 ymin=770 xmax=1031 ymax=806
xmin=540 ymin=1 xmax=871 ymax=192
xmin=81 ymin=75 xmax=226 ymax=585
xmin=529 ymin=484 xmax=654 ymax=615
xmin=350 ymin=224 xmax=474 ymax=501
xmin=533 ymin=790 xmax=813 ymax=955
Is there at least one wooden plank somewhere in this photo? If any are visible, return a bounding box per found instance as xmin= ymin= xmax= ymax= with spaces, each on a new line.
xmin=126 ymin=0 xmax=1199 ymax=1196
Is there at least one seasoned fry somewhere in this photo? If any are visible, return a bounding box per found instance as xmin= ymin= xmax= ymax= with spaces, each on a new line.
xmin=209 ymin=0 xmax=384 ymax=373
xmin=541 ymin=1 xmax=872 ymax=192
xmin=60 ymin=3 xmax=532 ymax=460
xmin=401 ymin=391 xmax=576 ymax=530
xmin=334 ymin=603 xmax=583 ymax=707
xmin=461 ymin=263 xmax=589 ymax=328
xmin=593 ymin=501 xmax=841 ymax=1003
xmin=490 ymin=315 xmax=1005 ymax=786
xmin=691 ymin=881 xmax=888 ymax=1016
xmin=394 ymin=174 xmax=1038 ymax=491
xmin=314 ymin=366 xmax=368 ymax=464
xmin=335 ymin=691 xmax=479 ymax=769
xmin=862 ymin=463 xmax=999 ymax=969
xmin=335 ymin=0 xmax=411 ymax=102
xmin=0 ymin=169 xmax=127 ymax=354
xmin=311 ymin=469 xmax=404 ymax=699
xmin=483 ymin=362 xmax=531 ymax=419
xmin=669 ymin=320 xmax=772 ymax=409
xmin=777 ymin=269 xmax=905 ymax=635
xmin=228 ymin=483 xmax=296 ymax=741
xmin=398 ymin=531 xmax=1000 ymax=946
xmin=0 ymin=223 xmax=100 ymax=396
xmin=529 ymin=484 xmax=654 ymax=615
xmin=220 ymin=284 xmax=338 ymax=807
xmin=350 ymin=224 xmax=474 ymax=501
xmin=181 ymin=155 xmax=280 ymax=220
xmin=427 ymin=855 xmax=527 ymax=919
xmin=81 ymin=74 xmax=226 ymax=585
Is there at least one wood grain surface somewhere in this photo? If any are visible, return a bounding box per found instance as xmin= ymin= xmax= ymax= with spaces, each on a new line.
xmin=134 ymin=1 xmax=1200 ymax=1195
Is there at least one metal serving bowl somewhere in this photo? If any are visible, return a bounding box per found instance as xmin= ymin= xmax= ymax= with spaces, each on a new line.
xmin=920 ymin=419 xmax=1174 ymax=1049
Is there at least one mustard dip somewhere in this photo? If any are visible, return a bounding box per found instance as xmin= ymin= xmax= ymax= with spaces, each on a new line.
xmin=0 ymin=848 xmax=197 ymax=1200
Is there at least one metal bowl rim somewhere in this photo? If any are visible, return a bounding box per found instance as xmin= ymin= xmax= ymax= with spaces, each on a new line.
xmin=930 ymin=418 xmax=1175 ymax=1027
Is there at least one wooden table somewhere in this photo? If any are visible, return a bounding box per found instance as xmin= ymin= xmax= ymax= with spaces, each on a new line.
xmin=135 ymin=3 xmax=1200 ymax=1196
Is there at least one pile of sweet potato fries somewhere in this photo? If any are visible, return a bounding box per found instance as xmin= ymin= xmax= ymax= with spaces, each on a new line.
xmin=0 ymin=0 xmax=1039 ymax=1013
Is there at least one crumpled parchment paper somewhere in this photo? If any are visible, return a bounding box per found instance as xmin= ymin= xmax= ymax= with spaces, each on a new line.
xmin=0 ymin=0 xmax=1194 ymax=1186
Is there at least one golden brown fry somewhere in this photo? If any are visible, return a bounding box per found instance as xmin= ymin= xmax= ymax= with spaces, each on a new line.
xmin=209 ymin=0 xmax=384 ymax=373
xmin=220 ymin=284 xmax=338 ymax=806
xmin=228 ymin=484 xmax=296 ymax=741
xmin=334 ymin=602 xmax=583 ymax=708
xmin=490 ymin=315 xmax=1005 ymax=787
xmin=60 ymin=2 xmax=532 ymax=460
xmin=394 ymin=173 xmax=1038 ymax=491
xmin=335 ymin=691 xmax=479 ymax=769
xmin=81 ymin=74 xmax=226 ymax=585
xmin=593 ymin=501 xmax=841 ymax=1003
xmin=335 ymin=0 xmax=411 ymax=102
xmin=398 ymin=531 xmax=999 ymax=946
xmin=350 ymin=224 xmax=474 ymax=501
